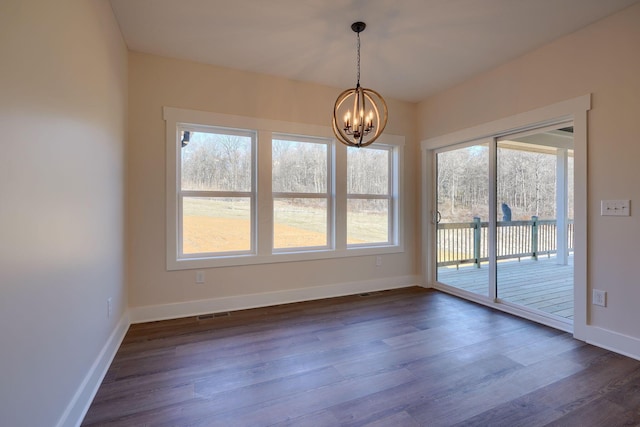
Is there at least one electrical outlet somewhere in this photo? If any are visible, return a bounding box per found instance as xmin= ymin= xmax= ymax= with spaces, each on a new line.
xmin=107 ymin=297 xmax=113 ymax=318
xmin=375 ymin=256 xmax=382 ymax=267
xmin=593 ymin=289 xmax=607 ymax=307
xmin=196 ymin=271 xmax=205 ymax=284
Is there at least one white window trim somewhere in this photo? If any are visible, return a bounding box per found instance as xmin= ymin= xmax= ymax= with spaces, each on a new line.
xmin=165 ymin=106 xmax=404 ymax=270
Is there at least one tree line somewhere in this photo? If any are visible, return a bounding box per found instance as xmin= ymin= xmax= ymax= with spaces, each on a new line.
xmin=181 ymin=133 xmax=252 ymax=192
xmin=182 ymin=133 xmax=390 ymax=201
xmin=437 ymin=145 xmax=574 ymax=223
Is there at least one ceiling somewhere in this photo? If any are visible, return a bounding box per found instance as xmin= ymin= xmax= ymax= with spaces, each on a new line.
xmin=109 ymin=0 xmax=639 ymax=103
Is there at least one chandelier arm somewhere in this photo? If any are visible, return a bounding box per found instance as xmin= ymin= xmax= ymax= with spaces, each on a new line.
xmin=363 ymin=91 xmax=381 ymax=137
xmin=363 ymin=88 xmax=388 ymax=136
xmin=332 ymin=119 xmax=358 ymax=147
xmin=333 ymin=89 xmax=361 ymax=147
xmin=351 ymin=89 xmax=387 ymax=148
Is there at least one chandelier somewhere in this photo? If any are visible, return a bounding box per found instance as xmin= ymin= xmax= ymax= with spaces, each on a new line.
xmin=332 ymin=22 xmax=388 ymax=148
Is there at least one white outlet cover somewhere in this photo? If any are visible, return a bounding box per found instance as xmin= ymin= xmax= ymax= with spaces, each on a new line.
xmin=196 ymin=271 xmax=205 ymax=283
xmin=593 ymin=289 xmax=607 ymax=307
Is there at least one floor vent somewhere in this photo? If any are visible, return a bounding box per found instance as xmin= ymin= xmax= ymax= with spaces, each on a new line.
xmin=359 ymin=291 xmax=382 ymax=297
xmin=197 ymin=312 xmax=230 ymax=320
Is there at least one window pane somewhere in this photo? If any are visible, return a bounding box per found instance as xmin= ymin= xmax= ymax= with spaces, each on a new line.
xmin=182 ymin=197 xmax=251 ymax=254
xmin=436 ymin=143 xmax=489 ymax=297
xmin=347 ymin=199 xmax=389 ymax=244
xmin=274 ymin=198 xmax=327 ymax=249
xmin=273 ymin=139 xmax=327 ymax=193
xmin=181 ymin=130 xmax=252 ymax=192
xmin=347 ymin=147 xmax=389 ymax=195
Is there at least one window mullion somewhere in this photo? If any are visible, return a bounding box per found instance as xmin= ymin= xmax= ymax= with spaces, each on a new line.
xmin=334 ymin=141 xmax=347 ymax=250
xmin=346 ymin=194 xmax=389 ymax=200
xmin=257 ymin=130 xmax=273 ymax=256
xmin=180 ymin=190 xmax=253 ymax=198
xmin=273 ymin=192 xmax=328 ymax=199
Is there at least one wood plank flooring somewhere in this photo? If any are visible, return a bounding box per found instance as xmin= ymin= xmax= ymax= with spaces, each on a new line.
xmin=82 ymin=287 xmax=640 ymax=426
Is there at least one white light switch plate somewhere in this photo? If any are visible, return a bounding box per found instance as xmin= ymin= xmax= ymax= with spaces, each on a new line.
xmin=601 ymin=200 xmax=630 ymax=216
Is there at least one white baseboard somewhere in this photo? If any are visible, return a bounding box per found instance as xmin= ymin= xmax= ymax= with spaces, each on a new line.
xmin=56 ymin=313 xmax=130 ymax=427
xmin=584 ymin=325 xmax=640 ymax=361
xmin=130 ymin=275 xmax=421 ymax=324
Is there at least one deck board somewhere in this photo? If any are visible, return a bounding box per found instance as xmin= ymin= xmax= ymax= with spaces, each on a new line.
xmin=437 ymin=255 xmax=574 ymax=319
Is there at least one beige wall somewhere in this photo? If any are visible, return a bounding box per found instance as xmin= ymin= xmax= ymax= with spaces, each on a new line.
xmin=0 ymin=1 xmax=128 ymax=426
xmin=3 ymin=2 xmax=637 ymax=424
xmin=418 ymin=3 xmax=640 ymax=339
xmin=128 ymin=52 xmax=419 ymax=310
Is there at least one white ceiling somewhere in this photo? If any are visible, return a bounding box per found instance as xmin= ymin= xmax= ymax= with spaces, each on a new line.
xmin=109 ymin=0 xmax=639 ymax=103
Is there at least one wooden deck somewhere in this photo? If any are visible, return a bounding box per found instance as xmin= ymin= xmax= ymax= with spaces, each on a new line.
xmin=437 ymin=255 xmax=574 ymax=320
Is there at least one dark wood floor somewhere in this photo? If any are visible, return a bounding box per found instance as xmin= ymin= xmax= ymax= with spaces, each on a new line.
xmin=83 ymin=287 xmax=640 ymax=426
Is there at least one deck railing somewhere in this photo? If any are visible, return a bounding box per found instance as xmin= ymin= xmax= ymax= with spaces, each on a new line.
xmin=437 ymin=217 xmax=574 ymax=268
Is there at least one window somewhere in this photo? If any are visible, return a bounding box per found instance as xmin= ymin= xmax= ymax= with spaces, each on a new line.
xmin=272 ymin=135 xmax=332 ymax=251
xmin=164 ymin=107 xmax=404 ymax=270
xmin=178 ymin=126 xmax=256 ymax=257
xmin=347 ymin=145 xmax=396 ymax=246
xmin=347 ymin=144 xmax=395 ymax=246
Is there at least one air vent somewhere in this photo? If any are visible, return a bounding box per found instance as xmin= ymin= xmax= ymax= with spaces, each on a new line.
xmin=213 ymin=312 xmax=230 ymax=318
xmin=359 ymin=291 xmax=382 ymax=297
xmin=197 ymin=312 xmax=230 ymax=320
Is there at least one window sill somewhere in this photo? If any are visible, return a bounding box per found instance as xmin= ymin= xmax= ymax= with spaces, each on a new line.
xmin=167 ymin=245 xmax=404 ymax=270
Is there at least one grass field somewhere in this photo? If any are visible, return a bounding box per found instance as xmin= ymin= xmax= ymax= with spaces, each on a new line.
xmin=182 ymin=198 xmax=388 ymax=253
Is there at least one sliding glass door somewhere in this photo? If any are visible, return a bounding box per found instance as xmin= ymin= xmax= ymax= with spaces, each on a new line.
xmin=436 ymin=141 xmax=489 ymax=297
xmin=496 ymin=128 xmax=574 ymax=320
xmin=435 ymin=126 xmax=574 ymax=323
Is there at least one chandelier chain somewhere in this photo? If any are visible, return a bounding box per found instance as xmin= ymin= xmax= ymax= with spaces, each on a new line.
xmin=356 ymin=32 xmax=361 ymax=86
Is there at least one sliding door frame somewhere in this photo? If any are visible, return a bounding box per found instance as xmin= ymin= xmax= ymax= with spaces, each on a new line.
xmin=421 ymin=94 xmax=590 ymax=338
